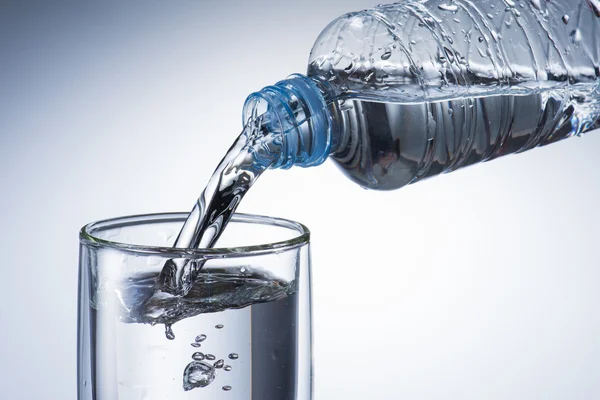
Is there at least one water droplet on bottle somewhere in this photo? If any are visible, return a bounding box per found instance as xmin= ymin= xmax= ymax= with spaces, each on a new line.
xmin=192 ymin=352 xmax=205 ymax=361
xmin=422 ymin=16 xmax=436 ymax=29
xmin=487 ymin=13 xmax=494 ymax=19
xmin=195 ymin=334 xmax=207 ymax=343
xmin=530 ymin=0 xmax=542 ymax=11
xmin=206 ymin=354 xmax=216 ymax=361
xmin=228 ymin=353 xmax=239 ymax=360
xmin=443 ymin=47 xmax=456 ymax=64
xmin=586 ymin=0 xmax=600 ymax=17
xmin=478 ymin=36 xmax=484 ymax=43
xmin=165 ymin=325 xmax=175 ymax=340
xmin=571 ymin=29 xmax=582 ymax=42
xmin=410 ymin=40 xmax=416 ymax=45
xmin=562 ymin=15 xmax=570 ymax=24
xmin=438 ymin=3 xmax=459 ymax=12
xmin=183 ymin=361 xmax=215 ymax=391
xmin=381 ymin=49 xmax=392 ymax=60
xmin=191 ymin=343 xmax=202 ymax=348
xmin=224 ymin=365 xmax=232 ymax=371
xmin=222 ymin=386 xmax=232 ymax=391
xmin=448 ymin=108 xmax=454 ymax=116
xmin=214 ymin=359 xmax=224 ymax=369
xmin=215 ymin=324 xmax=224 ymax=329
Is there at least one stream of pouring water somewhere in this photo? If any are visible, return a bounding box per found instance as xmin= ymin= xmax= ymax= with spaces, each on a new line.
xmin=155 ymin=105 xmax=281 ymax=297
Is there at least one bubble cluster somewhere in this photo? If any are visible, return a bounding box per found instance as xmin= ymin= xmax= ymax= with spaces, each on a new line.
xmin=182 ymin=330 xmax=240 ymax=391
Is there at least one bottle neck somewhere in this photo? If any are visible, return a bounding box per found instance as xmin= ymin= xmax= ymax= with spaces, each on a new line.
xmin=243 ymin=74 xmax=341 ymax=169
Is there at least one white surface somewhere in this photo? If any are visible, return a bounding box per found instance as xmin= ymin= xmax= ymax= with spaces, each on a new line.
xmin=1 ymin=1 xmax=599 ymax=399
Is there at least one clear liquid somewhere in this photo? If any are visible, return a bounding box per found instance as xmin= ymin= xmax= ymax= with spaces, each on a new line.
xmin=155 ymin=108 xmax=282 ymax=298
xmin=329 ymin=82 xmax=600 ymax=189
xmin=90 ymin=269 xmax=299 ymax=399
xmin=307 ymin=0 xmax=600 ymax=188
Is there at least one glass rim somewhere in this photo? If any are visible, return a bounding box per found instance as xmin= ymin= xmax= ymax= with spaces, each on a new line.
xmin=80 ymin=212 xmax=310 ymax=258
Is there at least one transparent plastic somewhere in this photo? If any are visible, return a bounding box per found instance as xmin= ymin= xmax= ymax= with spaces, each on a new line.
xmin=244 ymin=0 xmax=600 ymax=189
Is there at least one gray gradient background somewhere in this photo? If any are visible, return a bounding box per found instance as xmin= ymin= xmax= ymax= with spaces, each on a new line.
xmin=1 ymin=1 xmax=599 ymax=399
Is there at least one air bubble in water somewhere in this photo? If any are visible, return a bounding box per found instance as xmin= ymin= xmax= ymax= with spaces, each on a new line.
xmin=224 ymin=365 xmax=232 ymax=371
xmin=222 ymin=386 xmax=232 ymax=391
xmin=206 ymin=354 xmax=216 ymax=361
xmin=381 ymin=49 xmax=392 ymax=60
xmin=183 ymin=361 xmax=215 ymax=391
xmin=214 ymin=359 xmax=224 ymax=369
xmin=191 ymin=343 xmax=202 ymax=348
xmin=228 ymin=353 xmax=239 ymax=360
xmin=192 ymin=352 xmax=205 ymax=361
xmin=165 ymin=325 xmax=175 ymax=340
xmin=195 ymin=334 xmax=207 ymax=343
xmin=215 ymin=324 xmax=224 ymax=329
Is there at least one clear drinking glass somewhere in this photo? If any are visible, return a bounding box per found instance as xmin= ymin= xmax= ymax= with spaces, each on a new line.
xmin=78 ymin=213 xmax=312 ymax=400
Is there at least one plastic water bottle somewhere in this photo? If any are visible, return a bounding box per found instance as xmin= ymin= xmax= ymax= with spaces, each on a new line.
xmin=243 ymin=0 xmax=600 ymax=190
